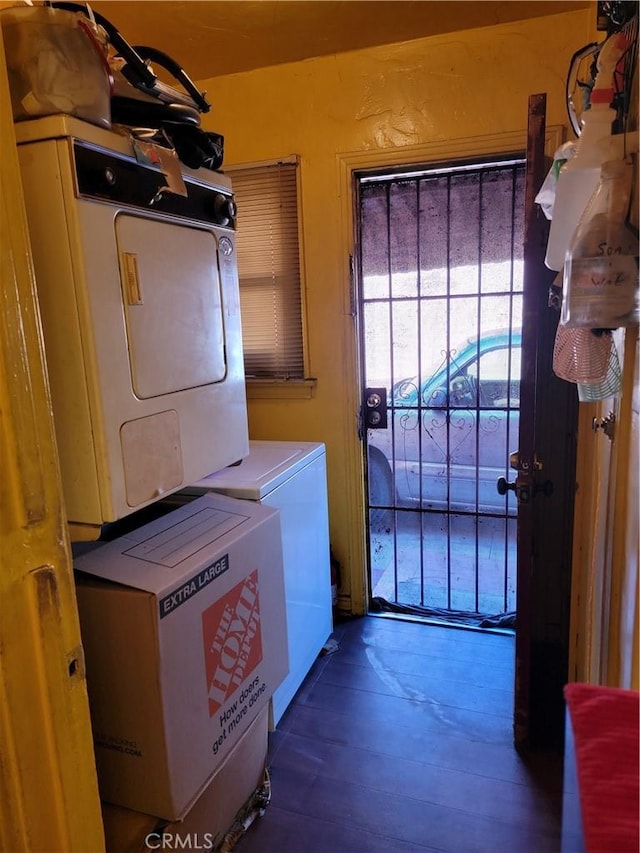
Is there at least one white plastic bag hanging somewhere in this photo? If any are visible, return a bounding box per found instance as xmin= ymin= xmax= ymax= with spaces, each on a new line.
xmin=534 ymin=141 xmax=576 ymax=220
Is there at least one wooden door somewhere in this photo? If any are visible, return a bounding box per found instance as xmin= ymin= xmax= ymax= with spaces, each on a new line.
xmin=514 ymin=93 xmax=578 ymax=751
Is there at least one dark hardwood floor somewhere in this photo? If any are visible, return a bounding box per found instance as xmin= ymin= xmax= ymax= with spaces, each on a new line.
xmin=235 ymin=615 xmax=565 ymax=853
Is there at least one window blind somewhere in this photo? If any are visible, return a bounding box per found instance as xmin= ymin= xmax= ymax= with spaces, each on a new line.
xmin=229 ymin=161 xmax=304 ymax=380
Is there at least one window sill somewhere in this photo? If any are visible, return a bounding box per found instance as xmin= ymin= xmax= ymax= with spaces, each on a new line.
xmin=246 ymin=378 xmax=317 ymax=400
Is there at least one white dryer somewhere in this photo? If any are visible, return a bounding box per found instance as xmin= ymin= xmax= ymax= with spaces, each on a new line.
xmin=187 ymin=440 xmax=333 ymax=726
xmin=14 ymin=115 xmax=248 ymax=538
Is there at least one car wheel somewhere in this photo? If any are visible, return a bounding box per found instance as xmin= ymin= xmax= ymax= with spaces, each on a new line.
xmin=367 ymin=446 xmax=394 ymax=533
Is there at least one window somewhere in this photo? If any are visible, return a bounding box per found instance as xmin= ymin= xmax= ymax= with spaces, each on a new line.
xmin=228 ymin=158 xmax=305 ymax=381
xmin=468 ymin=345 xmax=521 ymax=406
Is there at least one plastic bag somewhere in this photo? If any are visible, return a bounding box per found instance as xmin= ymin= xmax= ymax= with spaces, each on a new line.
xmin=534 ymin=141 xmax=577 ymax=220
xmin=0 ymin=3 xmax=112 ymax=127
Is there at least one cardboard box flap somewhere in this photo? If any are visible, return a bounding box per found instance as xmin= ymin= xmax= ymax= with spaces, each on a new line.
xmin=73 ymin=493 xmax=277 ymax=596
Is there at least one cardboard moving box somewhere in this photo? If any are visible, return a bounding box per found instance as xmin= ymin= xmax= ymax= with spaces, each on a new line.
xmin=75 ymin=493 xmax=288 ymax=820
xmin=102 ymin=706 xmax=270 ymax=853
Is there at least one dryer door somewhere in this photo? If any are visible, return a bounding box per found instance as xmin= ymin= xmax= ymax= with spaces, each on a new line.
xmin=116 ymin=214 xmax=226 ymax=399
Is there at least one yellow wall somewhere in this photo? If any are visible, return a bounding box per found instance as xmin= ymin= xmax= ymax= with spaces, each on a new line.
xmin=199 ymin=9 xmax=596 ymax=612
xmin=0 ymin=6 xmax=635 ymax=846
xmin=609 ymin=329 xmax=639 ymax=688
xmin=570 ymin=328 xmax=640 ymax=689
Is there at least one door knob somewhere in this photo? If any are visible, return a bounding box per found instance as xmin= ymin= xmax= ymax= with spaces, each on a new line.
xmin=497 ymin=476 xmax=553 ymax=502
xmin=497 ymin=477 xmax=516 ymax=495
xmin=497 ymin=476 xmax=531 ymax=503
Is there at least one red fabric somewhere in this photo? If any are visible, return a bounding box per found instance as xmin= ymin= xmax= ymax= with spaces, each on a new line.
xmin=564 ymin=683 xmax=639 ymax=853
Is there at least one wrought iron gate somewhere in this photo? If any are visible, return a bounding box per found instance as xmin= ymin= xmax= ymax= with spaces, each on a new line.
xmin=357 ymin=158 xmax=526 ymax=623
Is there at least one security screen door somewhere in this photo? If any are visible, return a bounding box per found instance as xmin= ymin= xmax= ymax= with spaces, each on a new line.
xmin=357 ymin=158 xmax=525 ymax=625
xmin=357 ymin=96 xmax=578 ymax=751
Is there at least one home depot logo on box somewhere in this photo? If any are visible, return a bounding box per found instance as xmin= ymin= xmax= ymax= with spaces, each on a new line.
xmin=202 ymin=568 xmax=263 ymax=715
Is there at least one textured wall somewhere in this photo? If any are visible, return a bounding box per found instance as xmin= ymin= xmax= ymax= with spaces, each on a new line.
xmin=199 ymin=9 xmax=596 ymax=611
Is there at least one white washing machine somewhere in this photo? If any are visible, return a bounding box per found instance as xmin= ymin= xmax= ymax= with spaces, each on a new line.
xmin=186 ymin=440 xmax=333 ymax=726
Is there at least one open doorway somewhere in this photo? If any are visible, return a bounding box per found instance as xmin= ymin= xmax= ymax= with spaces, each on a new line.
xmin=356 ymin=157 xmax=525 ymax=628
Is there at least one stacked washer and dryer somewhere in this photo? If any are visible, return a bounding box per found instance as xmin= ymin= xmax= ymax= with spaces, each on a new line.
xmin=11 ymin=109 xmax=332 ymax=831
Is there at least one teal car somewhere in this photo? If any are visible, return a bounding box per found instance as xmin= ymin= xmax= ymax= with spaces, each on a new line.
xmin=367 ymin=329 xmax=522 ymax=515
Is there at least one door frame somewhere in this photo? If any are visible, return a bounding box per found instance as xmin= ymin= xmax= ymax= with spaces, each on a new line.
xmin=337 ymin=126 xmax=564 ymax=616
xmin=0 ymin=38 xmax=104 ymax=850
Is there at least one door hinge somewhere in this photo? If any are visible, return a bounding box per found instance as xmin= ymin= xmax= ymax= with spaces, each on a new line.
xmin=592 ymin=411 xmax=615 ymax=441
xmin=349 ymin=253 xmax=356 ymax=316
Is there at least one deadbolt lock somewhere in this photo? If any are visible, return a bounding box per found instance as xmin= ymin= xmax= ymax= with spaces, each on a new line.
xmin=509 ymin=451 xmax=543 ymax=472
xmin=363 ymin=387 xmax=387 ymax=430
